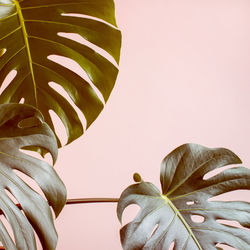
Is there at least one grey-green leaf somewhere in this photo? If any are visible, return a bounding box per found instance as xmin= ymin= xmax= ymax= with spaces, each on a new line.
xmin=117 ymin=143 xmax=250 ymax=250
xmin=0 ymin=0 xmax=121 ymax=146
xmin=0 ymin=103 xmax=66 ymax=250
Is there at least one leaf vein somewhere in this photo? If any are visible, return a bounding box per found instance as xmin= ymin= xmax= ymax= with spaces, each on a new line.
xmin=0 ymin=11 xmax=17 ymax=21
xmin=0 ymin=45 xmax=25 ymax=72
xmin=170 ymin=177 xmax=250 ymax=201
xmin=21 ymin=2 xmax=95 ymax=10
xmin=0 ymin=26 xmax=22 ymax=42
xmin=166 ymin=158 xmax=214 ymax=196
xmin=14 ymin=0 xmax=37 ymax=106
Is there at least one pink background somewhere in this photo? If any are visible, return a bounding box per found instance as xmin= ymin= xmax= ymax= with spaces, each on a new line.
xmin=49 ymin=0 xmax=250 ymax=249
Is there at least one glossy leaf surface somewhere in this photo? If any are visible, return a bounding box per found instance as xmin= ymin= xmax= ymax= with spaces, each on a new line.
xmin=0 ymin=103 xmax=66 ymax=250
xmin=0 ymin=0 xmax=121 ymax=145
xmin=117 ymin=144 xmax=250 ymax=249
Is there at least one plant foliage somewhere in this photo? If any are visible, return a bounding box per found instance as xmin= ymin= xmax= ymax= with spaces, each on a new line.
xmin=0 ymin=0 xmax=123 ymax=249
xmin=117 ymin=144 xmax=250 ymax=249
xmin=0 ymin=0 xmax=121 ymax=145
xmin=0 ymin=0 xmax=121 ymax=249
xmin=0 ymin=103 xmax=66 ymax=250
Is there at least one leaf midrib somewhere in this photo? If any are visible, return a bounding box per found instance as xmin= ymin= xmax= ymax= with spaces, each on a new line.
xmin=161 ymin=195 xmax=203 ymax=250
xmin=14 ymin=0 xmax=37 ymax=107
xmin=131 ymin=190 xmax=203 ymax=250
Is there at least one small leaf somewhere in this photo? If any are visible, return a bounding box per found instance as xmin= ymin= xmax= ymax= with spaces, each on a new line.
xmin=133 ymin=173 xmax=142 ymax=183
xmin=0 ymin=103 xmax=66 ymax=250
xmin=117 ymin=143 xmax=250 ymax=250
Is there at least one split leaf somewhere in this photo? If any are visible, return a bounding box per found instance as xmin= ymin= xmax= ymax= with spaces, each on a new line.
xmin=0 ymin=103 xmax=66 ymax=250
xmin=117 ymin=144 xmax=250 ymax=250
xmin=0 ymin=0 xmax=121 ymax=145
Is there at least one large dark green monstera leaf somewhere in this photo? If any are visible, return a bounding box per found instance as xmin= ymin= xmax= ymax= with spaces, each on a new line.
xmin=0 ymin=0 xmax=121 ymax=145
xmin=0 ymin=103 xmax=66 ymax=250
xmin=117 ymin=144 xmax=250 ymax=250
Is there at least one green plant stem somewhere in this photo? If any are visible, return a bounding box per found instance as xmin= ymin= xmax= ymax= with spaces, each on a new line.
xmin=14 ymin=198 xmax=119 ymax=211
xmin=65 ymin=198 xmax=119 ymax=204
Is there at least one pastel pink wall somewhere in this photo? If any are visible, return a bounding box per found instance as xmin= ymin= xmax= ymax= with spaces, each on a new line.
xmin=52 ymin=0 xmax=250 ymax=249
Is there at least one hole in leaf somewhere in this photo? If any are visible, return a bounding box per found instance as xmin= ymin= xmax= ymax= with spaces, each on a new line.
xmin=191 ymin=215 xmax=205 ymax=223
xmin=216 ymin=219 xmax=248 ymax=230
xmin=0 ymin=70 xmax=17 ymax=95
xmin=18 ymin=117 xmax=41 ymax=129
xmin=12 ymin=170 xmax=46 ymax=200
xmin=47 ymin=55 xmax=105 ymax=104
xmin=169 ymin=241 xmax=175 ymax=250
xmin=19 ymin=98 xmax=24 ymax=104
xmin=44 ymin=153 xmax=53 ymax=166
xmin=149 ymin=224 xmax=159 ymax=238
xmin=216 ymin=243 xmax=236 ymax=249
xmin=1 ymin=214 xmax=15 ymax=244
xmin=186 ymin=201 xmax=194 ymax=205
xmin=208 ymin=190 xmax=249 ymax=202
xmin=20 ymin=146 xmax=52 ymax=165
xmin=121 ymin=204 xmax=140 ymax=225
xmin=19 ymin=148 xmax=44 ymax=161
xmin=4 ymin=189 xmax=25 ymax=217
xmin=0 ymin=48 xmax=6 ymax=57
xmin=49 ymin=110 xmax=68 ymax=146
xmin=61 ymin=13 xmax=118 ymax=29
xmin=57 ymin=32 xmax=117 ymax=67
xmin=34 ymin=232 xmax=42 ymax=250
xmin=47 ymin=55 xmax=91 ymax=83
xmin=203 ymin=165 xmax=238 ymax=180
xmin=48 ymin=82 xmax=86 ymax=130
xmin=4 ymin=189 xmax=19 ymax=207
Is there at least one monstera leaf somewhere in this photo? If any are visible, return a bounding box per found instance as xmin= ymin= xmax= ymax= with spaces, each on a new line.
xmin=0 ymin=103 xmax=66 ymax=250
xmin=0 ymin=0 xmax=121 ymax=145
xmin=117 ymin=144 xmax=250 ymax=249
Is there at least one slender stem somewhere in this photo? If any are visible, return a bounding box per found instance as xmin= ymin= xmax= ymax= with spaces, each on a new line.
xmin=65 ymin=198 xmax=119 ymax=204
xmin=13 ymin=198 xmax=119 ymax=211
